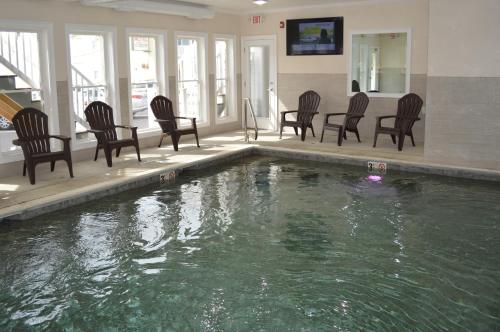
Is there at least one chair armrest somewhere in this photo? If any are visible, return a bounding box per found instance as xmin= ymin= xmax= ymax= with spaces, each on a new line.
xmin=87 ymin=129 xmax=104 ymax=134
xmin=174 ymin=116 xmax=196 ymax=121
xmin=376 ymin=115 xmax=396 ymax=126
xmin=154 ymin=119 xmax=173 ymax=123
xmin=324 ymin=113 xmax=346 ymax=123
xmin=12 ymin=139 xmax=23 ymax=147
xmin=345 ymin=114 xmax=364 ymax=119
xmin=49 ymin=135 xmax=71 ymax=141
xmin=281 ymin=110 xmax=298 ymax=121
xmin=116 ymin=125 xmax=138 ymax=130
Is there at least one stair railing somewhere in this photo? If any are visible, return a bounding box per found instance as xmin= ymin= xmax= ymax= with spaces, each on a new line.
xmin=243 ymin=97 xmax=258 ymax=143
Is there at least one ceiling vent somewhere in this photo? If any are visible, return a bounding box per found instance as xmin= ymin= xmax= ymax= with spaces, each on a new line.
xmin=80 ymin=0 xmax=215 ymax=19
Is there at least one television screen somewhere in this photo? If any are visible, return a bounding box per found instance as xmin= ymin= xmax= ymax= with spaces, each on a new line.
xmin=286 ymin=17 xmax=343 ymax=56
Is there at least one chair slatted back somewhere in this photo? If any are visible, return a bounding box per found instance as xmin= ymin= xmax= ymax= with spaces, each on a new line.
xmin=150 ymin=95 xmax=177 ymax=132
xmin=395 ymin=93 xmax=423 ymax=133
xmin=12 ymin=108 xmax=51 ymax=155
xmin=345 ymin=92 xmax=369 ymax=131
xmin=297 ymin=90 xmax=321 ymax=124
xmin=84 ymin=101 xmax=118 ymax=142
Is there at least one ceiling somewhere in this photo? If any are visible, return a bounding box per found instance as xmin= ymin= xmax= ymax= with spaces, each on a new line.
xmin=164 ymin=0 xmax=375 ymax=14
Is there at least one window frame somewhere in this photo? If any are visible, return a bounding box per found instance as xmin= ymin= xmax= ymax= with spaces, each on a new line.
xmin=65 ymin=24 xmax=120 ymax=150
xmin=174 ymin=31 xmax=209 ymax=127
xmin=0 ymin=19 xmax=59 ymax=164
xmin=213 ymin=34 xmax=237 ymax=124
xmin=347 ymin=28 xmax=412 ymax=98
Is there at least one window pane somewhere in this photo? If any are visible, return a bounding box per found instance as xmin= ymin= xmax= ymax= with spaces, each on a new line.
xmin=177 ymin=38 xmax=199 ymax=81
xmin=178 ymin=80 xmax=200 ymax=120
xmin=0 ymin=31 xmax=42 ymax=154
xmin=129 ymin=36 xmax=157 ymax=83
xmin=216 ymin=79 xmax=228 ymax=118
xmin=69 ymin=34 xmax=108 ymax=140
xmin=215 ymin=40 xmax=227 ymax=80
xmin=131 ymin=82 xmax=158 ymax=129
xmin=69 ymin=34 xmax=106 ymax=86
xmin=129 ymin=35 xmax=160 ymax=130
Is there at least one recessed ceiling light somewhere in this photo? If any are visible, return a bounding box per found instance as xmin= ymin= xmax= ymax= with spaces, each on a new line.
xmin=253 ymin=0 xmax=268 ymax=5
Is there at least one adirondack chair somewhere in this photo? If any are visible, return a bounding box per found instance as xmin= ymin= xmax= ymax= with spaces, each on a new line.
xmin=373 ymin=93 xmax=423 ymax=151
xmin=150 ymin=95 xmax=200 ymax=151
xmin=280 ymin=90 xmax=321 ymax=141
xmin=84 ymin=101 xmax=141 ymax=167
xmin=320 ymin=92 xmax=369 ymax=146
xmin=12 ymin=108 xmax=73 ymax=184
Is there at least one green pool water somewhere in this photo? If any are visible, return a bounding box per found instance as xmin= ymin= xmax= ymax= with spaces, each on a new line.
xmin=0 ymin=156 xmax=499 ymax=331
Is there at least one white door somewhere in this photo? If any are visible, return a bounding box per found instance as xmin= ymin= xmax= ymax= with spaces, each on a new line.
xmin=242 ymin=36 xmax=277 ymax=130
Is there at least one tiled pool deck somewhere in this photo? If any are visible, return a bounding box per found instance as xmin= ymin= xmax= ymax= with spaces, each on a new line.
xmin=1 ymin=130 xmax=500 ymax=221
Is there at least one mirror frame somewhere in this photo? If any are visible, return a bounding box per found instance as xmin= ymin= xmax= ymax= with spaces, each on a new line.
xmin=347 ymin=28 xmax=412 ymax=98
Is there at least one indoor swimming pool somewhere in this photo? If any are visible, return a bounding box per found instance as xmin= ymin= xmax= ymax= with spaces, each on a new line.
xmin=0 ymin=156 xmax=499 ymax=331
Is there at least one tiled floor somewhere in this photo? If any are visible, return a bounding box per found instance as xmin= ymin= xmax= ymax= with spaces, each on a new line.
xmin=0 ymin=129 xmax=485 ymax=220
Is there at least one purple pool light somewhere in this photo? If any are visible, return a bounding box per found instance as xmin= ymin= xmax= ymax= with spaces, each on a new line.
xmin=367 ymin=175 xmax=383 ymax=182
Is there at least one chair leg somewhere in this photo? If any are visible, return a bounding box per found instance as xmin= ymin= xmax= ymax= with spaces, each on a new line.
xmin=373 ymin=130 xmax=379 ymax=148
xmin=293 ymin=127 xmax=298 ymax=136
xmin=410 ymin=131 xmax=416 ymax=146
xmin=66 ymin=158 xmax=74 ymax=178
xmin=104 ymin=146 xmax=113 ymax=167
xmin=194 ymin=131 xmax=200 ymax=148
xmin=116 ymin=147 xmax=121 ymax=158
xmin=398 ymin=133 xmax=405 ymax=151
xmin=134 ymin=142 xmax=141 ymax=162
xmin=391 ymin=135 xmax=397 ymax=144
xmin=279 ymin=124 xmax=284 ymax=139
xmin=50 ymin=161 xmax=55 ymax=172
xmin=338 ymin=126 xmax=344 ymax=147
xmin=310 ymin=124 xmax=316 ymax=137
xmin=23 ymin=161 xmax=26 ymax=176
xmin=343 ymin=131 xmax=347 ymax=140
xmin=354 ymin=129 xmax=361 ymax=143
xmin=320 ymin=126 xmax=325 ymax=143
xmin=94 ymin=146 xmax=99 ymax=161
xmin=27 ymin=162 xmax=36 ymax=185
xmin=158 ymin=134 xmax=165 ymax=148
xmin=171 ymin=135 xmax=179 ymax=151
xmin=300 ymin=125 xmax=307 ymax=141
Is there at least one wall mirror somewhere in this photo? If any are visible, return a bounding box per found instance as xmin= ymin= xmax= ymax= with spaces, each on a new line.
xmin=349 ymin=30 xmax=411 ymax=97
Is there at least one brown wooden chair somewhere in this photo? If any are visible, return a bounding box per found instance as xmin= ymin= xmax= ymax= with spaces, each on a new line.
xmin=84 ymin=101 xmax=141 ymax=167
xmin=12 ymin=108 xmax=73 ymax=184
xmin=373 ymin=93 xmax=423 ymax=151
xmin=320 ymin=92 xmax=369 ymax=146
xmin=150 ymin=95 xmax=200 ymax=151
xmin=280 ymin=90 xmax=321 ymax=141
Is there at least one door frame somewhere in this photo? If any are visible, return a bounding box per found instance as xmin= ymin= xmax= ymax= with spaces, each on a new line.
xmin=241 ymin=35 xmax=278 ymax=131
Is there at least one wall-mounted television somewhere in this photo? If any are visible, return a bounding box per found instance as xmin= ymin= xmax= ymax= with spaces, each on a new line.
xmin=286 ymin=17 xmax=343 ymax=56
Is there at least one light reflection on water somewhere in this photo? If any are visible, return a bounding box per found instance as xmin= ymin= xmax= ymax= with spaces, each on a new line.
xmin=0 ymin=156 xmax=499 ymax=331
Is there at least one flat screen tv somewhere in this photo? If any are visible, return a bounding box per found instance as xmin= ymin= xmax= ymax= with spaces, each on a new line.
xmin=286 ymin=17 xmax=343 ymax=56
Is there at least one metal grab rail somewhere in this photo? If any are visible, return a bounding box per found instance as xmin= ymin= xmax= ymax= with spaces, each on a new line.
xmin=243 ymin=98 xmax=258 ymax=143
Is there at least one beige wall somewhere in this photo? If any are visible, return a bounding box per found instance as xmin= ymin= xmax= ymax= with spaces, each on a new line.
xmin=425 ymin=0 xmax=500 ymax=170
xmin=240 ymin=0 xmax=429 ymax=74
xmin=427 ymin=0 xmax=500 ymax=77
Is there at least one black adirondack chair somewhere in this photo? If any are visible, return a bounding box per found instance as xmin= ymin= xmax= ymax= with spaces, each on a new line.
xmin=320 ymin=92 xmax=369 ymax=146
xmin=373 ymin=93 xmax=423 ymax=151
xmin=280 ymin=90 xmax=321 ymax=141
xmin=12 ymin=108 xmax=73 ymax=184
xmin=150 ymin=95 xmax=200 ymax=151
xmin=84 ymin=101 xmax=141 ymax=167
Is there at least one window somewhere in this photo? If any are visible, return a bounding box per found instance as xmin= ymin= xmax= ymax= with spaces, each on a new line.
xmin=0 ymin=21 xmax=58 ymax=163
xmin=349 ymin=29 xmax=411 ymax=98
xmin=67 ymin=25 xmax=118 ymax=146
xmin=175 ymin=32 xmax=208 ymax=126
xmin=214 ymin=35 xmax=236 ymax=123
xmin=127 ymin=29 xmax=167 ymax=131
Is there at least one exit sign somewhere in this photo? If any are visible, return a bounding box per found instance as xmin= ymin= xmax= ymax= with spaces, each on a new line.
xmin=250 ymin=15 xmax=263 ymax=24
